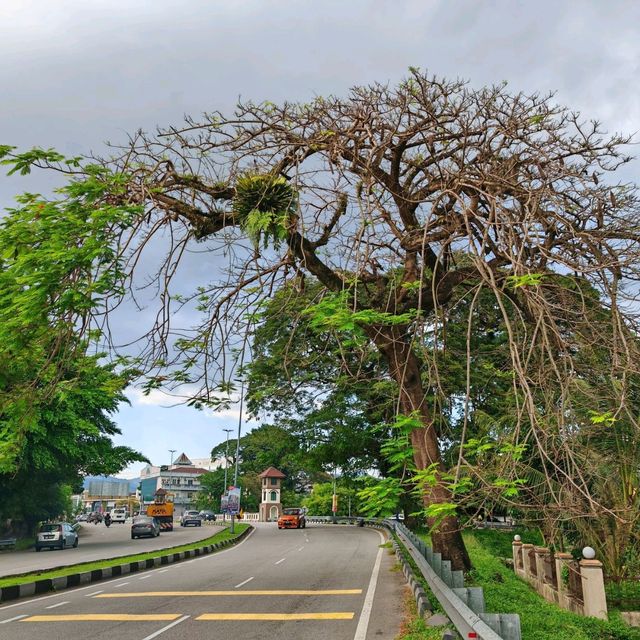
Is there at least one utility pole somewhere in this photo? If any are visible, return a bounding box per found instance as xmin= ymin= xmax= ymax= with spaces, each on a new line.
xmin=222 ymin=429 xmax=233 ymax=495
xmin=168 ymin=449 xmax=176 ymax=499
xmin=222 ymin=429 xmax=233 ymax=528
xmin=229 ymin=379 xmax=246 ymax=535
xmin=332 ymin=466 xmax=338 ymax=524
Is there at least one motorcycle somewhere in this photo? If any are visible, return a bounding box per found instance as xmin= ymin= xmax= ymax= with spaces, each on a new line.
xmin=104 ymin=515 xmax=112 ymax=528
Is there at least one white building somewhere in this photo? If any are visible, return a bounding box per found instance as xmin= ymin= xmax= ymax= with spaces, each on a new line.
xmin=139 ymin=453 xmax=211 ymax=516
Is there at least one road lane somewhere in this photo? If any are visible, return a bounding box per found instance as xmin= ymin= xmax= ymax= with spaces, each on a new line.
xmin=1 ymin=523 xmax=404 ymax=640
xmin=0 ymin=521 xmax=224 ymax=577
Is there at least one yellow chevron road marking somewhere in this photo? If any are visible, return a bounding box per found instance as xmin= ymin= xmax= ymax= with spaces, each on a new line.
xmin=95 ymin=589 xmax=362 ymax=598
xmin=21 ymin=614 xmax=181 ymax=622
xmin=196 ymin=612 xmax=354 ymax=620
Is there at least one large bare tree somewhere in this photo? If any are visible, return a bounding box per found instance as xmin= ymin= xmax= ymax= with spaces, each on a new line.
xmin=55 ymin=71 xmax=640 ymax=570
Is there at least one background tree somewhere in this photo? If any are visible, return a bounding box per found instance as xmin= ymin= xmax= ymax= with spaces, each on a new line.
xmin=0 ymin=354 xmax=146 ymax=535
xmin=303 ymin=481 xmax=364 ymax=517
xmin=0 ymin=158 xmax=146 ymax=534
xmin=245 ymin=281 xmax=397 ymax=475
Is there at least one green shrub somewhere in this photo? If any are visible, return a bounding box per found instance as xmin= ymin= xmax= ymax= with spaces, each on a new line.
xmin=471 ymin=527 xmax=543 ymax=558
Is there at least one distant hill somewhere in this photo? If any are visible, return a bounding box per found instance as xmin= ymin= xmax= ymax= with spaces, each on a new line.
xmin=83 ymin=476 xmax=140 ymax=493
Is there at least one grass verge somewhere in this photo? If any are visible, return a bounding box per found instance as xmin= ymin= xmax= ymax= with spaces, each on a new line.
xmin=395 ymin=587 xmax=447 ymax=640
xmin=0 ymin=524 xmax=250 ymax=588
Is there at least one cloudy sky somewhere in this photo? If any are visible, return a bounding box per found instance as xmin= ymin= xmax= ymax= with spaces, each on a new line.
xmin=2 ymin=1 xmax=639 ymax=477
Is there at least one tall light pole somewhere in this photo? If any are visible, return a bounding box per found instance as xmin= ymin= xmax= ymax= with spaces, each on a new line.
xmin=168 ymin=449 xmax=177 ymax=496
xmin=332 ymin=465 xmax=338 ymax=524
xmin=229 ymin=379 xmax=246 ymax=535
xmin=233 ymin=380 xmax=244 ymax=488
xmin=222 ymin=429 xmax=233 ymax=492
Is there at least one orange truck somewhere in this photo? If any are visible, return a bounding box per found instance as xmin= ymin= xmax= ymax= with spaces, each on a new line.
xmin=277 ymin=508 xmax=306 ymax=529
xmin=146 ymin=489 xmax=174 ymax=531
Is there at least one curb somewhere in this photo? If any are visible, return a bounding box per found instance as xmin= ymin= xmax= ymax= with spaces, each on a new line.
xmin=390 ymin=536 xmax=434 ymax=619
xmin=0 ymin=525 xmax=253 ymax=603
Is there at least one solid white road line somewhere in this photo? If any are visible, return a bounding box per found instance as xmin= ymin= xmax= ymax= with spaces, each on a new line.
xmin=198 ymin=525 xmax=257 ymax=560
xmin=234 ymin=577 xmax=254 ymax=588
xmin=0 ymin=582 xmax=112 ymax=612
xmin=45 ymin=601 xmax=69 ymax=610
xmin=86 ymin=591 xmax=103 ymax=597
xmin=353 ymin=530 xmax=385 ymax=640
xmin=139 ymin=614 xmax=190 ymax=640
xmin=274 ymin=558 xmax=286 ymax=565
xmin=0 ymin=614 xmax=28 ymax=624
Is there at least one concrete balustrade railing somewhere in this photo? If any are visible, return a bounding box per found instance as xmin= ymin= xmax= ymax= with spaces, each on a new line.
xmin=512 ymin=538 xmax=607 ymax=619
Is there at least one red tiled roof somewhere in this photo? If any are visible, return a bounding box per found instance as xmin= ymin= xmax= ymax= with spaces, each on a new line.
xmin=259 ymin=466 xmax=286 ymax=478
xmin=168 ymin=466 xmax=209 ymax=474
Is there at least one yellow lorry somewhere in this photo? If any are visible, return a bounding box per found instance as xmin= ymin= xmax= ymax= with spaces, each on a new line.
xmin=146 ymin=488 xmax=174 ymax=531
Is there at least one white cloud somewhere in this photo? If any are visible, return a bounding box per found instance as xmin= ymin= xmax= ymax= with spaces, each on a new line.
xmin=126 ymin=386 xmax=238 ymax=408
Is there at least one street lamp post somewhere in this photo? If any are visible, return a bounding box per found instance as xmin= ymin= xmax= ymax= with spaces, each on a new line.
xmin=168 ymin=449 xmax=177 ymax=501
xmin=222 ymin=428 xmax=233 ymax=526
xmin=229 ymin=379 xmax=246 ymax=535
xmin=332 ymin=466 xmax=338 ymax=524
xmin=222 ymin=429 xmax=233 ymax=492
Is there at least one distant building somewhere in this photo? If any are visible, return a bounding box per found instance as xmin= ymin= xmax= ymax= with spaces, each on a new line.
xmin=139 ymin=453 xmax=210 ymax=516
xmin=191 ymin=456 xmax=224 ymax=471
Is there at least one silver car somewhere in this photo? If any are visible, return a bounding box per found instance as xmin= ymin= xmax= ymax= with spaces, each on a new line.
xmin=131 ymin=515 xmax=160 ymax=539
xmin=180 ymin=510 xmax=202 ymax=527
xmin=35 ymin=523 xmax=79 ymax=551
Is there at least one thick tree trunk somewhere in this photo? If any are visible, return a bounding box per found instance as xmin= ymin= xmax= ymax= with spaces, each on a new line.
xmin=371 ymin=326 xmax=471 ymax=571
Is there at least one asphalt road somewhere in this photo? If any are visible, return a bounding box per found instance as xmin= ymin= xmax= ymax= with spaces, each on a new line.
xmin=0 ymin=520 xmax=224 ymax=578
xmin=0 ymin=523 xmax=405 ymax=640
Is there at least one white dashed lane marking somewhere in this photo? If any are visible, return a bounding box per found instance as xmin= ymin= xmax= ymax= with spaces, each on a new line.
xmin=0 ymin=615 xmax=27 ymax=624
xmin=45 ymin=602 xmax=69 ymax=609
xmin=234 ymin=577 xmax=254 ymax=588
xmin=140 ymin=614 xmax=190 ymax=640
xmin=274 ymin=558 xmax=286 ymax=565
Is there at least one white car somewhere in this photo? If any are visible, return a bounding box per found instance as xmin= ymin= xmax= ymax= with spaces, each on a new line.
xmin=180 ymin=510 xmax=202 ymax=527
xmin=35 ymin=523 xmax=79 ymax=551
xmin=110 ymin=508 xmax=128 ymax=524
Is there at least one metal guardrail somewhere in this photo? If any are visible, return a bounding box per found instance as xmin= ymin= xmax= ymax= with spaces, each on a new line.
xmin=393 ymin=522 xmax=521 ymax=640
